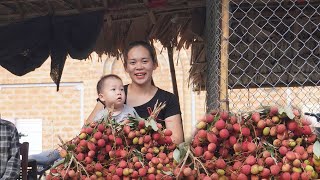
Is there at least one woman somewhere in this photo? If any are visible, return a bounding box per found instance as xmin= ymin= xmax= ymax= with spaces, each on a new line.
xmin=88 ymin=41 xmax=184 ymax=144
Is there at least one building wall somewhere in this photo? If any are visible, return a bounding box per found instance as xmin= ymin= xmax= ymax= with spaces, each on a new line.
xmin=0 ymin=47 xmax=207 ymax=151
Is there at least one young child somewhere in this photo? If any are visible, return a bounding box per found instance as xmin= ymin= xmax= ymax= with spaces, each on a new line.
xmin=92 ymin=74 xmax=138 ymax=123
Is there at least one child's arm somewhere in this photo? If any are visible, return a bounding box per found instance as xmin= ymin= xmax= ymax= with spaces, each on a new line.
xmin=86 ymin=101 xmax=104 ymax=124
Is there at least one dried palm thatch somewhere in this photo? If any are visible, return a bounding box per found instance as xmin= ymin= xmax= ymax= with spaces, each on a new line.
xmin=1 ymin=0 xmax=319 ymax=91
xmin=0 ymin=0 xmax=206 ymax=90
xmin=0 ymin=0 xmax=206 ymax=51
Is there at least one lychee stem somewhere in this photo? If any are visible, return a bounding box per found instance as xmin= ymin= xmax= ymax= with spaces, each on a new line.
xmin=189 ymin=152 xmax=209 ymax=176
xmin=176 ymin=146 xmax=191 ymax=179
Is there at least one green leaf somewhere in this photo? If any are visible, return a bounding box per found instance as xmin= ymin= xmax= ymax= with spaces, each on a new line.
xmin=173 ymin=148 xmax=181 ymax=163
xmin=213 ymin=115 xmax=220 ymax=123
xmin=278 ymin=107 xmax=285 ymax=115
xmin=178 ymin=142 xmax=186 ymax=150
xmin=284 ymin=106 xmax=294 ymax=119
xmin=51 ymin=158 xmax=65 ymax=169
xmin=67 ymin=144 xmax=76 ymax=151
xmin=64 ymin=162 xmax=68 ymax=168
xmin=206 ymin=115 xmax=221 ymax=131
xmin=145 ymin=121 xmax=150 ymax=127
xmin=162 ymin=171 xmax=173 ymax=175
xmin=313 ymin=141 xmax=320 ymax=158
xmin=64 ymin=154 xmax=71 ymax=162
xmin=180 ymin=149 xmax=187 ymax=160
xmin=135 ymin=116 xmax=145 ymax=122
xmin=150 ymin=120 xmax=158 ymax=131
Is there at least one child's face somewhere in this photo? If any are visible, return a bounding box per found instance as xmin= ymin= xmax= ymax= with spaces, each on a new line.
xmin=99 ymin=78 xmax=125 ymax=109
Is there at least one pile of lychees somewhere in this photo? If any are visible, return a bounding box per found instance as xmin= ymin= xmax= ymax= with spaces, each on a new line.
xmin=47 ymin=104 xmax=179 ymax=180
xmin=47 ymin=105 xmax=320 ymax=180
xmin=177 ymin=106 xmax=320 ymax=179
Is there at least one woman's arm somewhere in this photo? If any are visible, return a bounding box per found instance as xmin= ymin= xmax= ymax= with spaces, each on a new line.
xmin=165 ymin=114 xmax=184 ymax=144
xmin=86 ymin=102 xmax=104 ymax=124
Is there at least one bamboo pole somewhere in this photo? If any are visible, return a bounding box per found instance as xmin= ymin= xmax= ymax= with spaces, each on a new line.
xmin=220 ymin=0 xmax=230 ymax=111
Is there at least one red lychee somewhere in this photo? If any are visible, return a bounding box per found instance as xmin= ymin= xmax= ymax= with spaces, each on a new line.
xmin=197 ymin=129 xmax=207 ymax=139
xmin=220 ymin=111 xmax=229 ymax=121
xmin=286 ymin=151 xmax=296 ymax=161
xmin=276 ymin=124 xmax=286 ymax=134
xmin=97 ymin=124 xmax=105 ymax=132
xmin=207 ymin=132 xmax=218 ymax=143
xmin=194 ymin=146 xmax=203 ymax=157
xmin=76 ymin=153 xmax=84 ymax=161
xmin=279 ymin=146 xmax=288 ymax=156
xmin=251 ymin=112 xmax=260 ymax=123
xmin=205 ymin=114 xmax=214 ymax=123
xmin=219 ymin=129 xmax=229 ymax=139
xmin=241 ymin=165 xmax=251 ymax=175
xmin=269 ymin=106 xmax=278 ymax=116
xmin=247 ymin=142 xmax=257 ymax=152
xmin=97 ymin=139 xmax=106 ymax=147
xmin=265 ymin=157 xmax=275 ymax=166
xmin=287 ymin=120 xmax=298 ymax=131
xmin=245 ymin=155 xmax=256 ymax=165
xmin=257 ymin=120 xmax=266 ymax=129
xmin=215 ymin=120 xmax=226 ymax=130
xmin=95 ymin=163 xmax=103 ymax=171
xmin=215 ymin=158 xmax=226 ymax=169
xmin=232 ymin=123 xmax=241 ymax=132
xmin=208 ymin=143 xmax=217 ymax=152
xmin=270 ymin=165 xmax=280 ymax=175
xmin=241 ymin=127 xmax=251 ymax=136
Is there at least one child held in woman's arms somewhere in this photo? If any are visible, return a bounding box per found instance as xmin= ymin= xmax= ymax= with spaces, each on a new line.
xmin=88 ymin=41 xmax=184 ymax=144
xmin=92 ymin=74 xmax=138 ymax=123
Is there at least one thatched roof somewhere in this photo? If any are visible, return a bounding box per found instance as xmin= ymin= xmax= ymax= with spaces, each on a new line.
xmin=0 ymin=0 xmax=206 ymax=90
xmin=0 ymin=0 xmax=205 ymax=50
xmin=0 ymin=0 xmax=319 ymax=91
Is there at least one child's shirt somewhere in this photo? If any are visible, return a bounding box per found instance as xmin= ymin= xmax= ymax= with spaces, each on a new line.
xmin=93 ymin=104 xmax=138 ymax=123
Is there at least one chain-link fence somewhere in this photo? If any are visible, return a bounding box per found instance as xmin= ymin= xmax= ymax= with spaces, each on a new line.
xmin=206 ymin=0 xmax=320 ymax=114
xmin=206 ymin=0 xmax=221 ymax=111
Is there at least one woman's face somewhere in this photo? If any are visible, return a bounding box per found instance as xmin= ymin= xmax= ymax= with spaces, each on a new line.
xmin=125 ymin=45 xmax=157 ymax=86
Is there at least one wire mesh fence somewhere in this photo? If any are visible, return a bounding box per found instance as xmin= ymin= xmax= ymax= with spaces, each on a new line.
xmin=206 ymin=0 xmax=320 ymax=114
xmin=206 ymin=0 xmax=221 ymax=111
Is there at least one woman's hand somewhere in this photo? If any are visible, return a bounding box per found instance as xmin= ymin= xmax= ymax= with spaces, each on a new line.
xmin=86 ymin=102 xmax=104 ymax=124
xmin=165 ymin=114 xmax=184 ymax=144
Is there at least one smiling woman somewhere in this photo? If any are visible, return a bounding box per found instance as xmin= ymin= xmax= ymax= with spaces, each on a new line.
xmin=87 ymin=41 xmax=184 ymax=144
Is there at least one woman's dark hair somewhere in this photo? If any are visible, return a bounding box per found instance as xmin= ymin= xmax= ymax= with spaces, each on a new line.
xmin=123 ymin=41 xmax=158 ymax=68
xmin=97 ymin=74 xmax=122 ymax=94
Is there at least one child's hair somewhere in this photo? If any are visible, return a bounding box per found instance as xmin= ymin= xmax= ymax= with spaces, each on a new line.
xmin=97 ymin=74 xmax=122 ymax=94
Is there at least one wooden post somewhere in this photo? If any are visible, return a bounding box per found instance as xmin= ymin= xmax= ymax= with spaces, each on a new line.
xmin=220 ymin=0 xmax=230 ymax=111
xmin=167 ymin=46 xmax=179 ymax=101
